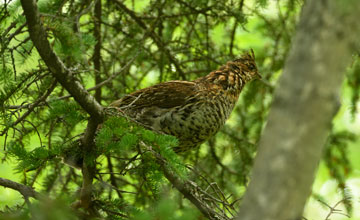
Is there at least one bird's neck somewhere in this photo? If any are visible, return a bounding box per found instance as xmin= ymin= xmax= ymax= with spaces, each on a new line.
xmin=200 ymin=64 xmax=247 ymax=94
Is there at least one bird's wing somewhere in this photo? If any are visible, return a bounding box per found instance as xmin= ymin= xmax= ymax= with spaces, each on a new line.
xmin=110 ymin=80 xmax=197 ymax=109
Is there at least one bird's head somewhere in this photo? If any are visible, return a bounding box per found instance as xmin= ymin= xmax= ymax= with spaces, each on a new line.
xmin=229 ymin=49 xmax=261 ymax=83
xmin=201 ymin=50 xmax=261 ymax=92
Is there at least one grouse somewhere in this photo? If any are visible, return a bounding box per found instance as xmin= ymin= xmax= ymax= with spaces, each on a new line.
xmin=110 ymin=50 xmax=261 ymax=152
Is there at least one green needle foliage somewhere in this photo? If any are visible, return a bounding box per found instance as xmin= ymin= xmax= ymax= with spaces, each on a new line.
xmin=1 ymin=0 xmax=360 ymax=219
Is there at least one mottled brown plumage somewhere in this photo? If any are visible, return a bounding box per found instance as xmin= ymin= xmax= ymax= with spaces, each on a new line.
xmin=111 ymin=51 xmax=260 ymax=152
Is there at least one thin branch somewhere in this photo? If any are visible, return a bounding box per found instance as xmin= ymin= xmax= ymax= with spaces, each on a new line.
xmin=229 ymin=0 xmax=245 ymax=56
xmin=316 ymin=198 xmax=351 ymax=220
xmin=78 ymin=118 xmax=101 ymax=217
xmin=208 ymin=139 xmax=237 ymax=175
xmin=0 ymin=70 xmax=36 ymax=105
xmin=93 ymin=0 xmax=102 ymax=102
xmin=5 ymin=54 xmax=139 ymax=110
xmin=20 ymin=0 xmax=104 ymax=121
xmin=0 ymin=80 xmax=57 ymax=136
xmin=105 ymin=156 xmax=123 ymax=198
xmin=141 ymin=141 xmax=228 ymax=220
xmin=0 ymin=177 xmax=41 ymax=200
xmin=89 ymin=51 xmax=140 ymax=92
xmin=114 ymin=0 xmax=186 ymax=80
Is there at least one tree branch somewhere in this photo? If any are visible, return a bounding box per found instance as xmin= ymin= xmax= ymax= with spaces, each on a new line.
xmin=93 ymin=0 xmax=102 ymax=103
xmin=141 ymin=142 xmax=228 ymax=220
xmin=20 ymin=0 xmax=104 ymax=121
xmin=5 ymin=54 xmax=139 ymax=110
xmin=0 ymin=177 xmax=41 ymax=200
xmin=79 ymin=118 xmax=99 ymax=213
xmin=237 ymin=1 xmax=360 ymax=220
xmin=20 ymin=2 xmax=107 ymax=216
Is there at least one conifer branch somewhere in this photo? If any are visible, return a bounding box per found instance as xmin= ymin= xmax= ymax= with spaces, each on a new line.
xmin=20 ymin=0 xmax=104 ymax=121
xmin=4 ymin=54 xmax=138 ymax=110
xmin=20 ymin=1 xmax=105 ymax=216
xmin=0 ymin=80 xmax=57 ymax=137
xmin=141 ymin=142 xmax=229 ymax=220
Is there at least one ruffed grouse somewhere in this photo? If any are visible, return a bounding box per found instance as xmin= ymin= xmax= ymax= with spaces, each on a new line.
xmin=110 ymin=50 xmax=260 ymax=152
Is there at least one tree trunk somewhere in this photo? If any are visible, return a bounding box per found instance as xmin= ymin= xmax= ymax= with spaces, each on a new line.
xmin=237 ymin=1 xmax=360 ymax=220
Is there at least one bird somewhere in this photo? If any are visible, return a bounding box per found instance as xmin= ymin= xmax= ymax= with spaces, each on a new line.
xmin=63 ymin=50 xmax=260 ymax=168
xmin=109 ymin=50 xmax=261 ymax=152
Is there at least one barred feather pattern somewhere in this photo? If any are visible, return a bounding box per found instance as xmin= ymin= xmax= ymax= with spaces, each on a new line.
xmin=110 ymin=51 xmax=260 ymax=152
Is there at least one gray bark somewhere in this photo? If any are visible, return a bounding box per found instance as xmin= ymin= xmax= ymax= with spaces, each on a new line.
xmin=237 ymin=1 xmax=360 ymax=220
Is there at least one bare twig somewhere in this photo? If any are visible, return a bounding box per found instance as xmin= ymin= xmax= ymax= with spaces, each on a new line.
xmin=317 ymin=198 xmax=351 ymax=220
xmin=114 ymin=0 xmax=186 ymax=80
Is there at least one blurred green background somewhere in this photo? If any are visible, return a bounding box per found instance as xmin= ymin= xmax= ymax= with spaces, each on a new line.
xmin=1 ymin=0 xmax=360 ymax=219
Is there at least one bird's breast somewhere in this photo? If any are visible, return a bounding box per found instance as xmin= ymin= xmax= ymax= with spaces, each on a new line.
xmin=122 ymin=90 xmax=238 ymax=151
xmin=153 ymin=93 xmax=237 ymax=150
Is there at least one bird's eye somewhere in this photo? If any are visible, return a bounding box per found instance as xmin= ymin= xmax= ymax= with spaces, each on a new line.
xmin=248 ymin=63 xmax=256 ymax=70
